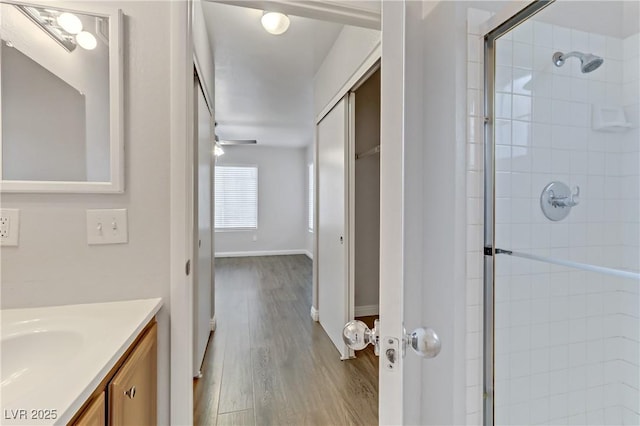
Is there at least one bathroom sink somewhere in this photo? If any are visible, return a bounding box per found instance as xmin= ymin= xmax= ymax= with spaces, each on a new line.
xmin=1 ymin=328 xmax=84 ymax=402
xmin=0 ymin=299 xmax=162 ymax=424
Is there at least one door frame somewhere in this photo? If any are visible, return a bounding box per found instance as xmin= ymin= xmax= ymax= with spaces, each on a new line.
xmin=170 ymin=1 xmax=389 ymax=423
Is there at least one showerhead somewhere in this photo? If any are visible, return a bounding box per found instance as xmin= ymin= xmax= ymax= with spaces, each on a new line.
xmin=553 ymin=51 xmax=604 ymax=73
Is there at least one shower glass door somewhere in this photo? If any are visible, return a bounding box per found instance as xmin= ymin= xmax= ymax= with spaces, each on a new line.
xmin=485 ymin=1 xmax=640 ymax=424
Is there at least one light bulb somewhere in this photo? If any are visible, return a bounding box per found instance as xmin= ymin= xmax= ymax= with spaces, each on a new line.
xmin=261 ymin=12 xmax=290 ymax=35
xmin=76 ymin=31 xmax=97 ymax=50
xmin=57 ymin=12 xmax=83 ymax=34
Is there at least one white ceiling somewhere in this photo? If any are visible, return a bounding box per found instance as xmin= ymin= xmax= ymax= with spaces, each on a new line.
xmin=202 ymin=2 xmax=344 ymax=148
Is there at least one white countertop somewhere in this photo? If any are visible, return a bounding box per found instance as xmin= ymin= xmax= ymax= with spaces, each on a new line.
xmin=0 ymin=298 xmax=162 ymax=425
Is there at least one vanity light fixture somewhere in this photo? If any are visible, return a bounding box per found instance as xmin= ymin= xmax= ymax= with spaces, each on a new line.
xmin=76 ymin=30 xmax=97 ymax=50
xmin=56 ymin=12 xmax=83 ymax=34
xmin=261 ymin=11 xmax=290 ymax=35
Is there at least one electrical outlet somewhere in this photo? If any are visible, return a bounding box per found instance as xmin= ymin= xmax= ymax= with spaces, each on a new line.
xmin=0 ymin=209 xmax=20 ymax=246
xmin=86 ymin=209 xmax=128 ymax=245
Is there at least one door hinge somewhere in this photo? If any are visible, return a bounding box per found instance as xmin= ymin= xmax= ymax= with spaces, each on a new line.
xmin=185 ymin=259 xmax=191 ymax=276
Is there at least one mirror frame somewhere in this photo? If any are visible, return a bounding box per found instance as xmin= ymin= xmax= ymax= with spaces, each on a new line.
xmin=0 ymin=1 xmax=123 ymax=193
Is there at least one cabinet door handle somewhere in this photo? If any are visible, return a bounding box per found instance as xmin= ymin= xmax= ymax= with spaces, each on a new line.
xmin=125 ymin=386 xmax=136 ymax=399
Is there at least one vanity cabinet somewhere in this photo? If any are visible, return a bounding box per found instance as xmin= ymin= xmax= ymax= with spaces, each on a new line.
xmin=69 ymin=320 xmax=157 ymax=426
xmin=108 ymin=322 xmax=157 ymax=425
xmin=73 ymin=393 xmax=105 ymax=426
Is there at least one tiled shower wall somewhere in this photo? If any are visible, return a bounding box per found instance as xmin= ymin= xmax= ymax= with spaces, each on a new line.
xmin=466 ymin=8 xmax=639 ymax=426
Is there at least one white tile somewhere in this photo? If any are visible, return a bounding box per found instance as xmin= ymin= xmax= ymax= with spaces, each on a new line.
xmin=605 ymin=59 xmax=623 ymax=84
xmin=511 ymin=146 xmax=531 ymax=172
xmin=623 ymin=33 xmax=640 ymax=60
xmin=605 ymin=36 xmax=623 ymax=60
xmin=496 ymin=93 xmax=512 ymax=119
xmin=467 ymin=8 xmax=492 ymax=36
xmin=533 ymin=97 xmax=552 ymax=123
xmin=571 ymin=29 xmax=590 ymax=52
xmin=513 ymin=20 xmax=533 ymax=44
xmin=549 ymin=392 xmax=568 ymax=419
xmin=467 ymin=89 xmax=481 ymax=117
xmin=531 ymin=71 xmax=552 ymax=98
xmin=510 ymin=197 xmax=532 ymax=224
xmin=553 ymin=26 xmax=572 ymax=55
xmin=495 ymin=145 xmax=512 ymax=172
xmin=551 ymin=99 xmax=573 ymax=125
xmin=533 ymin=21 xmax=553 ymax=48
xmin=588 ymin=80 xmax=607 ymax=104
xmin=623 ymin=55 xmax=640 ymax=84
xmin=513 ymin=42 xmax=533 ymax=70
xmin=589 ymin=33 xmax=607 ymax=57
xmin=552 ymin=75 xmax=572 ymax=100
xmin=549 ymin=320 xmax=569 ymax=346
xmin=510 ymin=350 xmax=531 ymax=377
xmin=512 ymin=68 xmax=533 ymax=95
xmin=496 ymin=38 xmax=513 ymax=66
xmin=533 ymin=46 xmax=554 ymax=72
xmin=570 ymin=77 xmax=589 ymax=103
xmin=467 ymin=61 xmax=480 ymax=89
xmin=551 ymin=149 xmax=572 ymax=175
xmin=512 ymin=95 xmax=532 ymax=121
xmin=495 ymin=65 xmax=513 ymax=93
xmin=532 ymin=123 xmax=552 ymax=147
xmin=468 ymin=34 xmax=482 ymax=63
xmin=530 ymin=397 xmax=550 ymax=424
xmin=531 ymin=348 xmax=550 ymax=374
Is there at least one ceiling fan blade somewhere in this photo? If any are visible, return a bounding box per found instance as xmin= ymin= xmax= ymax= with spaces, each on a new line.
xmin=218 ymin=139 xmax=257 ymax=146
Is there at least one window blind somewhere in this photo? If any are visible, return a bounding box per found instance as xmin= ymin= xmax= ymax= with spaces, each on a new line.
xmin=215 ymin=165 xmax=258 ymax=230
xmin=308 ymin=163 xmax=314 ymax=231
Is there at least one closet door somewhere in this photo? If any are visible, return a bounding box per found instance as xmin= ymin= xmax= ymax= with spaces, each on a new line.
xmin=317 ymin=96 xmax=351 ymax=359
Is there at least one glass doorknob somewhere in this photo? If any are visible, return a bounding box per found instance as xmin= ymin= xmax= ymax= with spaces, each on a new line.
xmin=342 ymin=319 xmax=379 ymax=352
xmin=405 ymin=327 xmax=441 ymax=358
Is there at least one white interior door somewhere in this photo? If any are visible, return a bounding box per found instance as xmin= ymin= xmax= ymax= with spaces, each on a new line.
xmin=377 ymin=2 xmax=467 ymax=424
xmin=193 ymin=80 xmax=213 ymax=377
xmin=317 ymin=96 xmax=352 ymax=360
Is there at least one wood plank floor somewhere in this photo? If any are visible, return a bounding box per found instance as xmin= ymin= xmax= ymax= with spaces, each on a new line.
xmin=194 ymin=255 xmax=378 ymax=426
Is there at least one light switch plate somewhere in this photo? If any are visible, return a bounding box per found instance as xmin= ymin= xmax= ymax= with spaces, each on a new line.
xmin=0 ymin=209 xmax=20 ymax=246
xmin=86 ymin=209 xmax=128 ymax=245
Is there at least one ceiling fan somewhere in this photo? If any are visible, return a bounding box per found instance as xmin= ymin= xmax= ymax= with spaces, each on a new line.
xmin=214 ymin=122 xmax=257 ymax=145
xmin=215 ymin=136 xmax=257 ymax=146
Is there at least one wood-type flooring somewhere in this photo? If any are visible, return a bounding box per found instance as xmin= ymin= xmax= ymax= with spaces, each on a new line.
xmin=194 ymin=255 xmax=379 ymax=426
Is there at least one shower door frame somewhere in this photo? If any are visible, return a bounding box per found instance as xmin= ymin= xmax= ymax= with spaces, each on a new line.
xmin=482 ymin=1 xmax=555 ymax=424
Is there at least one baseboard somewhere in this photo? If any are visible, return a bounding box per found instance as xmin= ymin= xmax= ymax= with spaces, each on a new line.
xmin=215 ymin=249 xmax=308 ymax=258
xmin=355 ymin=304 xmax=379 ymax=317
xmin=310 ymin=306 xmax=319 ymax=322
xmin=210 ymin=316 xmax=216 ymax=332
xmin=304 ymin=250 xmax=313 ymax=259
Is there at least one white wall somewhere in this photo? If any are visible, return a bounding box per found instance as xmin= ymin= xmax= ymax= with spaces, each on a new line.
xmin=313 ymin=25 xmax=380 ymax=117
xmin=214 ymin=145 xmax=307 ymax=256
xmin=0 ymin=2 xmax=172 ymax=423
xmin=193 ymin=0 xmax=214 ymax=105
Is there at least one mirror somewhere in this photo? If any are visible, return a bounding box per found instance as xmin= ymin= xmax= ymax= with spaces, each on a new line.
xmin=0 ymin=1 xmax=123 ymax=193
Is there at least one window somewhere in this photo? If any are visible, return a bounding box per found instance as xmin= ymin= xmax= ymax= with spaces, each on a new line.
xmin=215 ymin=165 xmax=258 ymax=230
xmin=308 ymin=163 xmax=314 ymax=232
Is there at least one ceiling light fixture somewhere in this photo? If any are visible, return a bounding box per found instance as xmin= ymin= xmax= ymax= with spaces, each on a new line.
xmin=76 ymin=30 xmax=97 ymax=50
xmin=56 ymin=12 xmax=83 ymax=34
xmin=261 ymin=11 xmax=290 ymax=35
xmin=214 ymin=142 xmax=225 ymax=157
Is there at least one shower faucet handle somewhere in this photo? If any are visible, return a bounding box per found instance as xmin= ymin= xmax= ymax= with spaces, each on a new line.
xmin=549 ymin=186 xmax=580 ymax=208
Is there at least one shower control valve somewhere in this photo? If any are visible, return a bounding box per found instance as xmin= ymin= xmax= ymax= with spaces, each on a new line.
xmin=540 ymin=181 xmax=580 ymax=221
xmin=549 ymin=185 xmax=580 ymax=208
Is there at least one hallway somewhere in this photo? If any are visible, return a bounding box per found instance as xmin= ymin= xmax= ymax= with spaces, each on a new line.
xmin=194 ymin=255 xmax=378 ymax=426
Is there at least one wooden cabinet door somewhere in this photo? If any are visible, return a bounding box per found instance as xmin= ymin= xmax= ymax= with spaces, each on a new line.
xmin=109 ymin=323 xmax=157 ymax=426
xmin=73 ymin=392 xmax=105 ymax=426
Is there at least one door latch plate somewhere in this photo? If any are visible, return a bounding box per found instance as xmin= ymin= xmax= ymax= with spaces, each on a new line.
xmin=382 ymin=337 xmax=399 ymax=371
